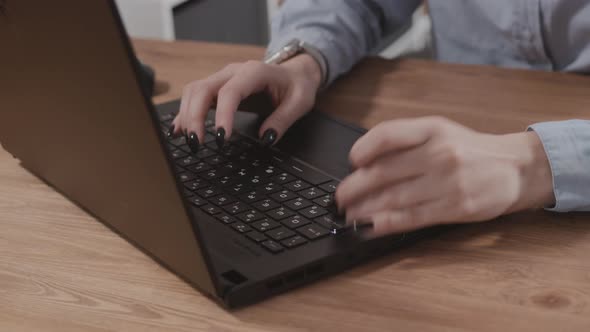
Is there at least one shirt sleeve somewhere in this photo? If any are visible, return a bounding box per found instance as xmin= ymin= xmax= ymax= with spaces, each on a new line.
xmin=528 ymin=120 xmax=590 ymax=212
xmin=267 ymin=0 xmax=421 ymax=86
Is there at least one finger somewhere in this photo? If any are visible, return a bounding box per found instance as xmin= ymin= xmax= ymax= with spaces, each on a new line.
xmin=344 ymin=172 xmax=450 ymax=222
xmin=258 ymin=87 xmax=314 ymax=144
xmin=335 ymin=143 xmax=430 ymax=209
xmin=367 ymin=198 xmax=455 ymax=237
xmin=182 ymin=65 xmax=239 ymax=142
xmin=216 ymin=61 xmax=279 ymax=139
xmin=349 ymin=117 xmax=442 ymax=168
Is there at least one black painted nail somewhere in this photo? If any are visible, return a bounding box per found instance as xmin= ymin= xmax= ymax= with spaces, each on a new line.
xmin=188 ymin=132 xmax=200 ymax=153
xmin=167 ymin=125 xmax=176 ymax=138
xmin=261 ymin=128 xmax=278 ymax=147
xmin=216 ymin=127 xmax=226 ymax=150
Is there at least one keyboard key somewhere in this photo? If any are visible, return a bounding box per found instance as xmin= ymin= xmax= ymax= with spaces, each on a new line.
xmin=171 ymin=149 xmax=188 ymax=159
xmin=177 ymin=156 xmax=200 ymax=167
xmin=314 ymin=215 xmax=345 ymax=233
xmin=273 ymin=158 xmax=331 ymax=185
xmin=246 ymin=231 xmax=267 ymax=243
xmin=184 ymin=189 xmax=195 ymax=197
xmin=188 ymin=196 xmax=207 ymax=207
xmin=196 ymin=187 xmax=222 ymax=198
xmin=195 ymin=147 xmax=216 ymax=159
xmin=161 ymin=119 xmax=173 ymax=128
xmin=270 ymin=190 xmax=298 ymax=202
xmin=266 ymin=207 xmax=295 ymax=220
xmin=313 ymin=194 xmax=333 ymax=208
xmin=203 ymin=132 xmax=216 ymax=143
xmin=300 ymin=205 xmax=328 ymax=219
xmin=281 ymin=215 xmax=311 ymax=229
xmin=159 ymin=113 xmax=174 ymax=122
xmin=255 ymin=165 xmax=279 ymax=178
xmin=258 ymin=182 xmax=281 ymax=194
xmin=297 ymin=223 xmax=330 ymax=240
xmin=214 ymin=176 xmax=234 ymax=187
xmin=220 ymin=145 xmax=245 ymax=158
xmin=201 ymin=169 xmax=224 ymax=180
xmin=284 ymin=197 xmax=312 ymax=211
xmin=233 ymin=168 xmax=253 ymax=180
xmin=210 ymin=194 xmax=236 ymax=206
xmin=319 ymin=181 xmax=339 ymax=193
xmin=284 ymin=180 xmax=311 ymax=192
xmin=237 ymin=210 xmax=265 ymax=223
xmin=299 ymin=187 xmax=326 ymax=200
xmin=252 ymin=199 xmax=281 ymax=212
xmin=184 ymin=179 xmax=208 ymax=191
xmin=224 ymin=202 xmax=250 ymax=215
xmin=216 ymin=213 xmax=237 ymax=224
xmin=246 ymin=175 xmax=267 ymax=187
xmin=204 ymin=155 xmax=225 ymax=166
xmin=178 ymin=172 xmax=196 ymax=183
xmin=202 ymin=205 xmax=221 ymax=215
xmin=266 ymin=227 xmax=296 ymax=241
xmin=261 ymin=240 xmax=284 ymax=254
xmin=187 ymin=161 xmax=211 ymax=173
xmin=240 ymin=191 xmax=266 ymax=204
xmin=235 ymin=139 xmax=256 ymax=150
xmin=273 ymin=172 xmax=296 ymax=185
xmin=231 ymin=222 xmax=252 ymax=234
xmin=281 ymin=235 xmax=307 ymax=248
xmin=220 ymin=161 xmax=239 ymax=172
xmin=252 ymin=219 xmax=280 ymax=232
xmin=226 ymin=183 xmax=248 ymax=194
xmin=170 ymin=136 xmax=187 ymax=147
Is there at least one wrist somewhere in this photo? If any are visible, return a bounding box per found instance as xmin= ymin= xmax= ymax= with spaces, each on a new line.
xmin=509 ymin=132 xmax=556 ymax=212
xmin=281 ymin=54 xmax=323 ymax=91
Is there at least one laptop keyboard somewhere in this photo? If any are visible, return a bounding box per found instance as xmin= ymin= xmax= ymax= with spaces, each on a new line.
xmin=158 ymin=112 xmax=346 ymax=254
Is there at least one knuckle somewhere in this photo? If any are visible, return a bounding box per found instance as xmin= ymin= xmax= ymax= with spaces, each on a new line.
xmin=425 ymin=116 xmax=451 ymax=135
xmin=458 ymin=197 xmax=478 ymax=217
xmin=438 ymin=143 xmax=463 ymax=168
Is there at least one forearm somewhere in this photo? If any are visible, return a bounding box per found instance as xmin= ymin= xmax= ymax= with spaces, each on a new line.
xmin=267 ymin=0 xmax=421 ymax=86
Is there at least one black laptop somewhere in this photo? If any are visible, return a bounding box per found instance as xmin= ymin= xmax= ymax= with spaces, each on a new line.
xmin=0 ymin=0 xmax=434 ymax=308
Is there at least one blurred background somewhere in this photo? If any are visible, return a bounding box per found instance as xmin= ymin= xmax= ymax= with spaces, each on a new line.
xmin=114 ymin=0 xmax=432 ymax=59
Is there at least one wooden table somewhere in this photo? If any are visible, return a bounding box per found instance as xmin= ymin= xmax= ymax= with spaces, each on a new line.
xmin=2 ymin=39 xmax=590 ymax=332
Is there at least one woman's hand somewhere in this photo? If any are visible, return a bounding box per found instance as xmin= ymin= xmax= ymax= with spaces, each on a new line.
xmin=335 ymin=116 xmax=555 ymax=237
xmin=171 ymin=54 xmax=322 ymax=151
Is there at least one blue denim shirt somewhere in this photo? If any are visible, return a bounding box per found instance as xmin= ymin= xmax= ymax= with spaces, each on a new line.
xmin=268 ymin=0 xmax=590 ymax=212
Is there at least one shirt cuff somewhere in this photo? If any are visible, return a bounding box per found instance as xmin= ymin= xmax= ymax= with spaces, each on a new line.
xmin=528 ymin=120 xmax=590 ymax=212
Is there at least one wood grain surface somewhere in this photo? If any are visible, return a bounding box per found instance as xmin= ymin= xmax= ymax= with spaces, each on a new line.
xmin=1 ymin=39 xmax=590 ymax=331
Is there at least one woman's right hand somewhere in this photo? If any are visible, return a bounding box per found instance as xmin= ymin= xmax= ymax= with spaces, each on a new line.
xmin=170 ymin=54 xmax=323 ymax=151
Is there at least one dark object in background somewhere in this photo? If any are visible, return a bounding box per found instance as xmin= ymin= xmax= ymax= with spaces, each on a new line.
xmin=173 ymin=0 xmax=269 ymax=46
xmin=137 ymin=59 xmax=155 ymax=97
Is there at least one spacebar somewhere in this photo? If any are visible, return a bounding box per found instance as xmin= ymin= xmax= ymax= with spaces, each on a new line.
xmin=272 ymin=158 xmax=332 ymax=185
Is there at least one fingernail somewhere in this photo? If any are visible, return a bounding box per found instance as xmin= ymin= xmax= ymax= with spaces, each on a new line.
xmin=167 ymin=125 xmax=176 ymax=138
xmin=216 ymin=127 xmax=226 ymax=150
xmin=261 ymin=128 xmax=278 ymax=147
xmin=188 ymin=132 xmax=200 ymax=153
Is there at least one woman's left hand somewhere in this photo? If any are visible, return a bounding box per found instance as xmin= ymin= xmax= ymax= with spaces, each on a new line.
xmin=335 ymin=116 xmax=555 ymax=237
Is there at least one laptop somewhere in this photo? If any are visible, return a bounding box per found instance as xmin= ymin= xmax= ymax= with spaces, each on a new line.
xmin=0 ymin=0 xmax=435 ymax=308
